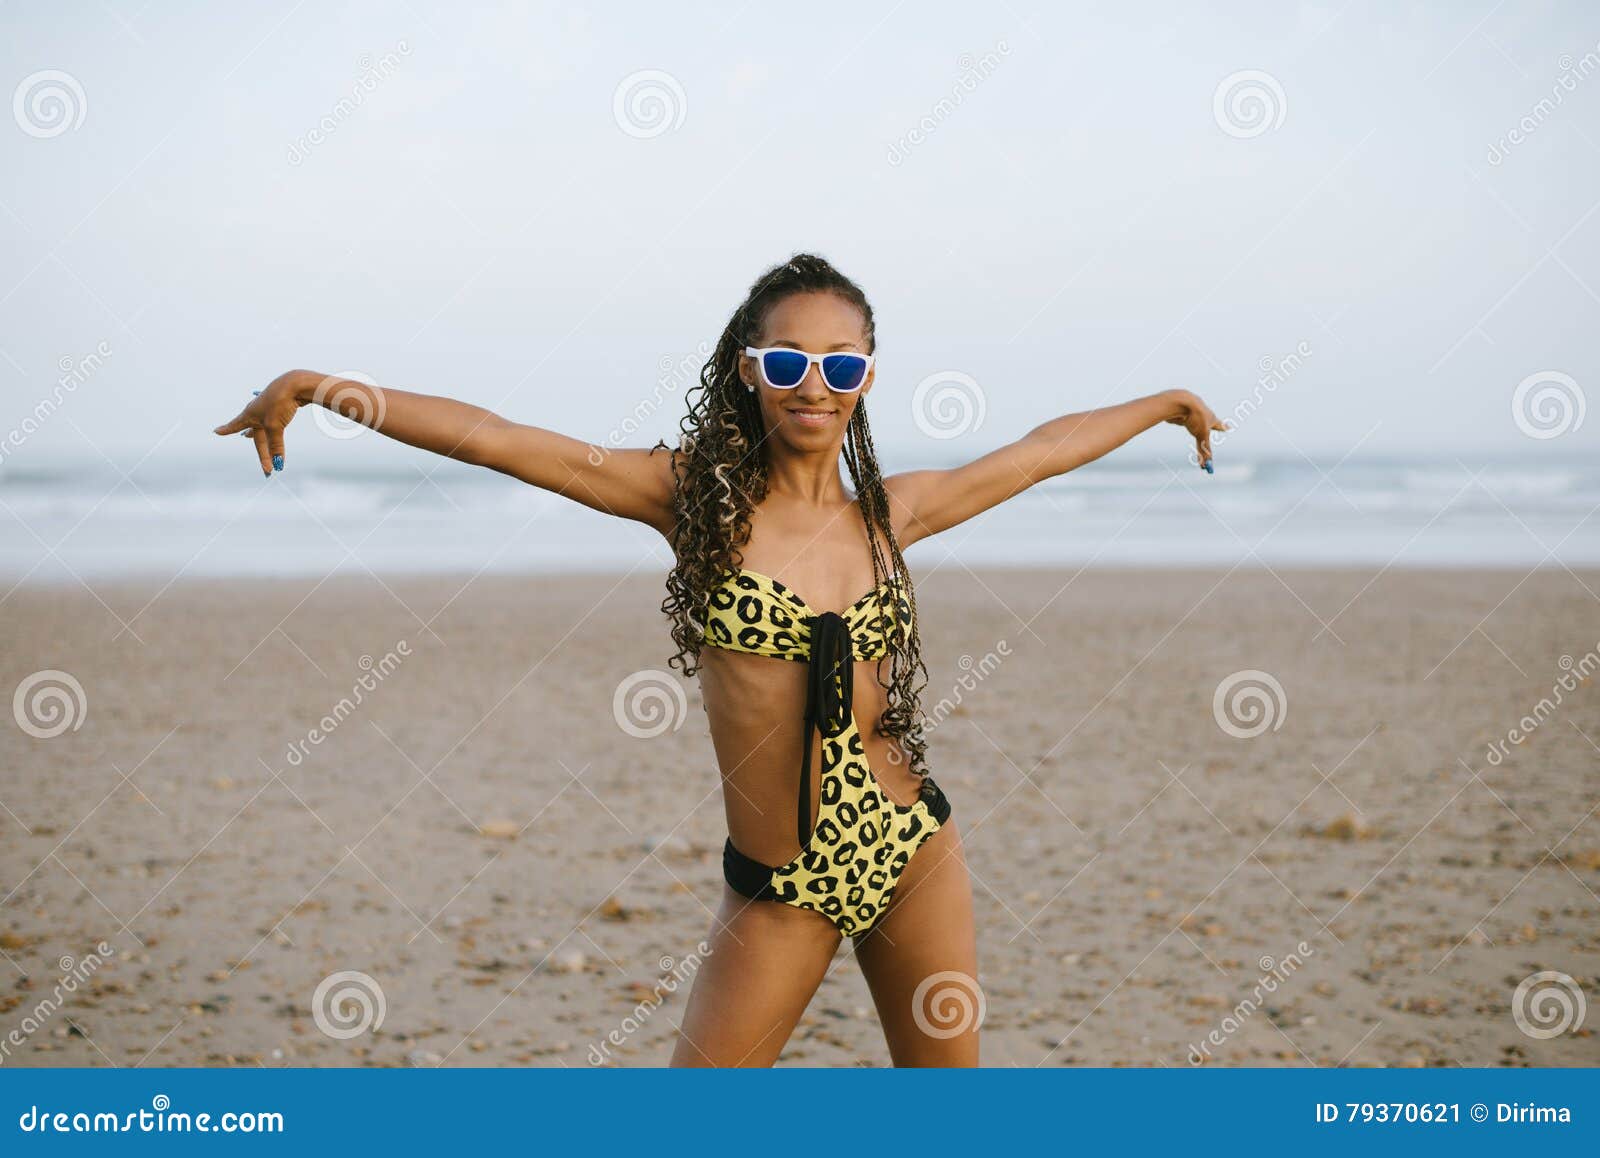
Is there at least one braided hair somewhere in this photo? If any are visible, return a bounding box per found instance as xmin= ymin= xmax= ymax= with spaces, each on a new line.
xmin=653 ymin=253 xmax=933 ymax=778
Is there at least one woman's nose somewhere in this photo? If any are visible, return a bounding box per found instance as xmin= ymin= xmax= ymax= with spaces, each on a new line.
xmin=794 ymin=365 xmax=830 ymax=401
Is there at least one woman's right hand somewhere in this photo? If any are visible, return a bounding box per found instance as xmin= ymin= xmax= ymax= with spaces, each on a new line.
xmin=213 ymin=370 xmax=314 ymax=476
xmin=209 ymin=368 xmax=679 ymax=537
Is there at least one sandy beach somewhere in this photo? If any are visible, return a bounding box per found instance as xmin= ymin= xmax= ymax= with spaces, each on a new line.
xmin=2 ymin=566 xmax=1596 ymax=1068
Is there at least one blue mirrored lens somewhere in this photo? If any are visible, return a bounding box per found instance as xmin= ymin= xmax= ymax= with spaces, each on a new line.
xmin=761 ymin=350 xmax=809 ymax=388
xmin=821 ymin=354 xmax=868 ymax=392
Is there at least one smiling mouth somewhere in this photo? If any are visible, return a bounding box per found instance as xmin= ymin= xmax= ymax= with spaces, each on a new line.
xmin=788 ymin=408 xmax=835 ymax=418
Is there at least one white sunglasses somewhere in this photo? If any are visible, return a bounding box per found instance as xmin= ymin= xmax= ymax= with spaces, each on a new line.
xmin=743 ymin=346 xmax=875 ymax=393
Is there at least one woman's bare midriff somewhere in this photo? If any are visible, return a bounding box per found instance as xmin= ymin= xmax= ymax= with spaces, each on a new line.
xmin=697 ymin=645 xmax=925 ymax=869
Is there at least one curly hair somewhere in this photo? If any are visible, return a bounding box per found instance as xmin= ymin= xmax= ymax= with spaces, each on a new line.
xmin=652 ymin=253 xmax=933 ymax=779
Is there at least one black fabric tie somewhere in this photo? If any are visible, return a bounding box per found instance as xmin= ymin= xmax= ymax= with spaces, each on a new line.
xmin=798 ymin=611 xmax=853 ymax=848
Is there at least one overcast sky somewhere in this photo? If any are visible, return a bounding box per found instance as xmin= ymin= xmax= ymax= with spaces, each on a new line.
xmin=2 ymin=0 xmax=1597 ymax=474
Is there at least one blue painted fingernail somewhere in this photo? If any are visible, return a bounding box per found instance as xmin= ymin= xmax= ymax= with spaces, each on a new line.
xmin=1202 ymin=459 xmax=1214 ymax=474
xmin=252 ymin=390 xmax=261 ymax=396
xmin=272 ymin=455 xmax=284 ymax=472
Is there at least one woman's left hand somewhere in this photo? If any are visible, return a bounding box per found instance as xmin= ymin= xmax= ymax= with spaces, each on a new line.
xmin=1165 ymin=390 xmax=1227 ymax=471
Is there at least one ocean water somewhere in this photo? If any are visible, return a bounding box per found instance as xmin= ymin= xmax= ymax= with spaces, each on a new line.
xmin=1 ymin=452 xmax=1596 ymax=583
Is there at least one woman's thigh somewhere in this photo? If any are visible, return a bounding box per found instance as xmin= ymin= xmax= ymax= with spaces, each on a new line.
xmin=670 ymin=885 xmax=842 ymax=1067
xmin=852 ymin=820 xmax=981 ymax=1067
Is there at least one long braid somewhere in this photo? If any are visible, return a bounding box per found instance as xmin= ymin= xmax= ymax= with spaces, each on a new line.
xmin=841 ymin=400 xmax=933 ymax=777
xmin=655 ymin=253 xmax=935 ymax=779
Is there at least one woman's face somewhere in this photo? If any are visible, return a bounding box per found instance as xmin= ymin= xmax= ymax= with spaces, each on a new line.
xmin=737 ymin=291 xmax=875 ymax=452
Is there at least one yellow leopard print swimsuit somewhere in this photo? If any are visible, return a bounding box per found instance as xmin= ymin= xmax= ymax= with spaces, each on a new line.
xmin=704 ymin=566 xmax=953 ymax=937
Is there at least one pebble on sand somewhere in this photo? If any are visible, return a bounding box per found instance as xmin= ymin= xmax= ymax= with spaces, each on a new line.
xmin=1310 ymin=813 xmax=1374 ymax=841
xmin=539 ymin=949 xmax=587 ymax=974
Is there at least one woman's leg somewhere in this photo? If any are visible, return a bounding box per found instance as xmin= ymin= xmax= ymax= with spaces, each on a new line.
xmin=670 ymin=884 xmax=842 ymax=1066
xmin=852 ymin=820 xmax=981 ymax=1066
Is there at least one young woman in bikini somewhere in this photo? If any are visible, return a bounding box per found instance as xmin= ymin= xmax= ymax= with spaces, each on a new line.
xmin=215 ymin=253 xmax=1223 ymax=1067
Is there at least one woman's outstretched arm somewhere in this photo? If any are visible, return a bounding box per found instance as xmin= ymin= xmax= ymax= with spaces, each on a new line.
xmin=213 ymin=369 xmax=677 ymax=535
xmin=884 ymin=388 xmax=1224 ymax=547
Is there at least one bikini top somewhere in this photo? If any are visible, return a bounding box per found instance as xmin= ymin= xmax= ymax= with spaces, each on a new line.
xmin=702 ymin=566 xmax=913 ymax=846
xmin=703 ymin=566 xmax=912 ymax=662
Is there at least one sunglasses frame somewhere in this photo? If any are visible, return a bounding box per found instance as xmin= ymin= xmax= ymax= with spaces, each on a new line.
xmin=742 ymin=346 xmax=875 ymax=394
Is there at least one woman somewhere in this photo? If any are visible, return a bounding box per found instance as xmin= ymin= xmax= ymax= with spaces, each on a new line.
xmin=215 ymin=253 xmax=1223 ymax=1067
